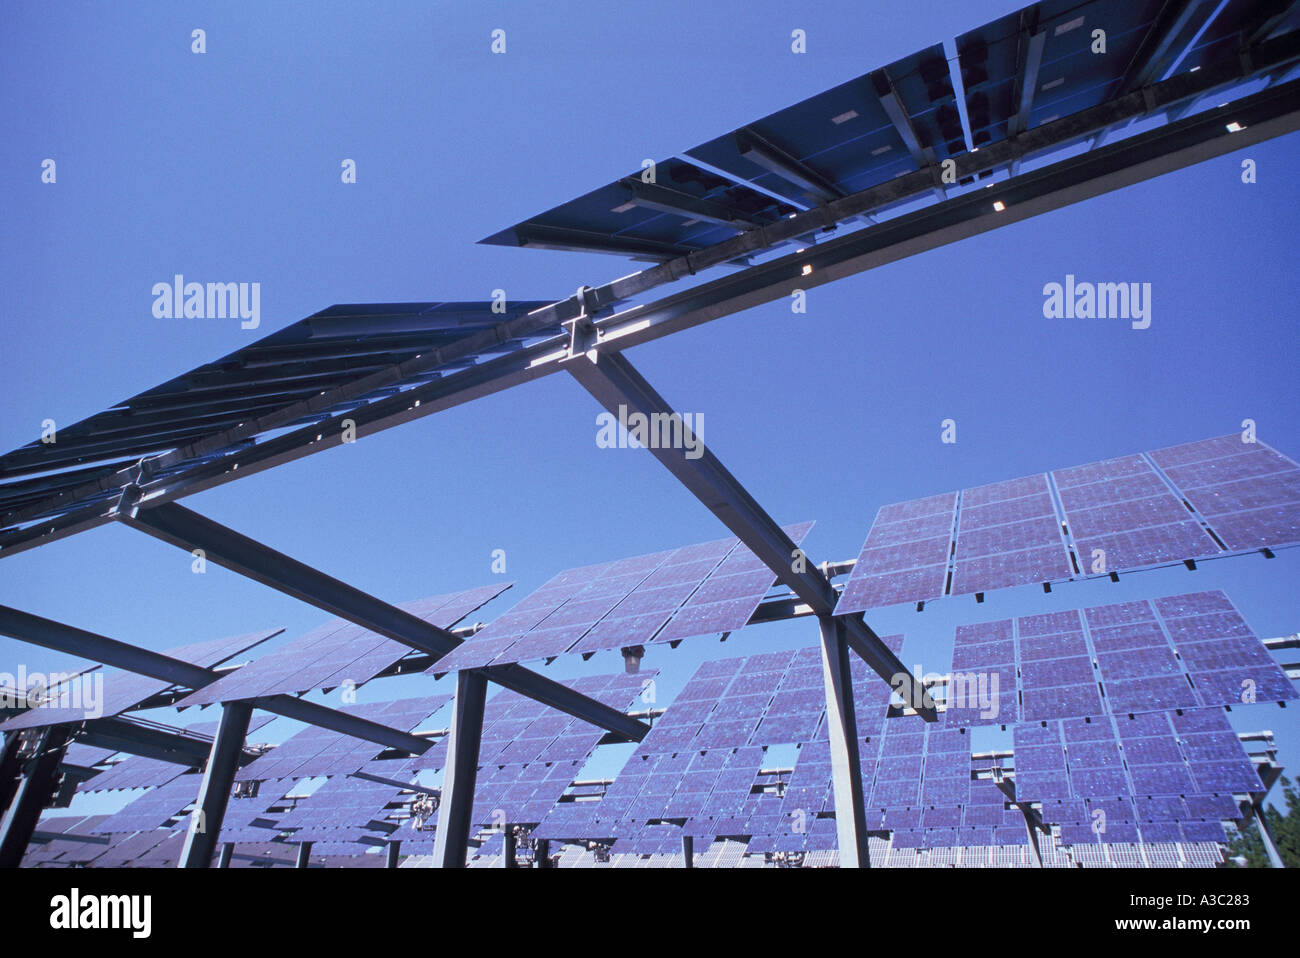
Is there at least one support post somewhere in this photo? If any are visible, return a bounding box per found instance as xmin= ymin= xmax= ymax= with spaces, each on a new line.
xmin=503 ymin=829 xmax=517 ymax=868
xmin=682 ymin=834 xmax=694 ymax=869
xmin=1249 ymin=799 xmax=1285 ymax=869
xmin=296 ymin=841 xmax=312 ymax=869
xmin=431 ymin=670 xmax=488 ymax=868
xmin=535 ymin=838 xmax=552 ymax=868
xmin=818 ymin=615 xmax=870 ymax=868
xmin=0 ymin=725 xmax=71 ymax=867
xmin=386 ymin=840 xmax=401 ymax=869
xmin=216 ymin=843 xmax=233 ymax=868
xmin=178 ymin=701 xmax=253 ymax=868
xmin=1019 ymin=805 xmax=1045 ymax=868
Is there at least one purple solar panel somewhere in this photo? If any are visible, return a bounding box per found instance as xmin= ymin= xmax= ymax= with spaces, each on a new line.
xmin=2 ymin=629 xmax=281 ymax=731
xmin=180 ymin=585 xmax=508 ymax=706
xmin=91 ymin=775 xmax=203 ymax=833
xmin=836 ymin=436 xmax=1300 ymax=614
xmin=1151 ymin=437 xmax=1300 ymax=550
xmin=431 ymin=525 xmax=811 ymax=671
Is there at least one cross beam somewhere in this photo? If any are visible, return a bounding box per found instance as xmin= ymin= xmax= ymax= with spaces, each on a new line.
xmin=0 ymin=605 xmax=428 ymax=753
xmin=565 ymin=348 xmax=936 ymax=717
xmin=117 ymin=501 xmax=649 ymax=743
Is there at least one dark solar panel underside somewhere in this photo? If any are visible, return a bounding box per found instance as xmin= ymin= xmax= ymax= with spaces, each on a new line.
xmin=836 ymin=436 xmax=1300 ymax=613
xmin=180 ymin=584 xmax=507 ymax=706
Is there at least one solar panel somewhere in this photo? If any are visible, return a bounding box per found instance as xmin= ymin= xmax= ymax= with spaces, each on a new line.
xmin=180 ymin=585 xmax=508 ymax=706
xmin=91 ymin=775 xmax=204 ymax=833
xmin=432 ymin=524 xmax=812 ymax=672
xmin=275 ymin=775 xmax=406 ymax=842
xmin=481 ymin=1 xmax=1220 ymax=266
xmin=236 ymin=695 xmax=448 ymax=783
xmin=1 ymin=628 xmax=280 ymax=730
xmin=836 ymin=435 xmax=1300 ymax=613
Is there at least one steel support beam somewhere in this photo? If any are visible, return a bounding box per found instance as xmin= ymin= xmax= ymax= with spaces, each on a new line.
xmin=178 ymin=700 xmax=252 ymax=868
xmin=0 ymin=605 xmax=211 ymax=688
xmin=120 ymin=501 xmax=648 ymax=742
xmin=735 ymin=128 xmax=844 ymax=203
xmin=819 ymin=616 xmax=871 ymax=868
xmin=565 ymin=348 xmax=934 ymax=716
xmin=620 ymin=178 xmax=760 ymax=229
xmin=78 ymin=716 xmax=219 ymax=768
xmin=386 ymin=840 xmax=401 ymax=868
xmin=536 ymin=838 xmax=552 ymax=868
xmin=431 ymin=670 xmax=488 ymax=868
xmin=502 ymin=829 xmax=517 ymax=868
xmin=253 ymin=694 xmax=428 ymax=754
xmin=682 ymin=834 xmax=694 ymax=869
xmin=216 ymin=842 xmax=233 ymax=868
xmin=0 ymin=725 xmax=71 ymax=867
xmin=0 ymin=602 xmax=429 ymax=755
xmin=296 ymin=841 xmax=312 ymax=869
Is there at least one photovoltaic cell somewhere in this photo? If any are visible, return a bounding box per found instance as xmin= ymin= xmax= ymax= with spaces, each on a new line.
xmin=836 ymin=435 xmax=1300 ymax=613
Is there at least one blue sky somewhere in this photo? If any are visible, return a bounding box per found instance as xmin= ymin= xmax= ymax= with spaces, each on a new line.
xmin=2 ymin=0 xmax=1297 ymax=820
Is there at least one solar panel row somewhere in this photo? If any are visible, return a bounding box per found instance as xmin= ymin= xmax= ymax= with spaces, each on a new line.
xmin=431 ymin=524 xmax=813 ymax=672
xmin=181 ymin=585 xmax=507 ymax=706
xmin=836 ymin=436 xmax=1300 ymax=613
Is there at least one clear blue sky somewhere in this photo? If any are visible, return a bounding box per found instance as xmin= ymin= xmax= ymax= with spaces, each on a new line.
xmin=3 ymin=1 xmax=1297 ymax=819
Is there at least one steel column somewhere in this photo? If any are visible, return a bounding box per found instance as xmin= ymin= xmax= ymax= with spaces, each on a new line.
xmin=386 ymin=840 xmax=401 ymax=869
xmin=296 ymin=841 xmax=313 ymax=869
xmin=431 ymin=670 xmax=488 ymax=868
xmin=818 ymin=616 xmax=871 ymax=868
xmin=0 ymin=725 xmax=71 ymax=867
xmin=535 ymin=838 xmax=552 ymax=868
xmin=682 ymin=834 xmax=694 ymax=869
xmin=178 ymin=701 xmax=253 ymax=868
xmin=502 ymin=829 xmax=517 ymax=868
xmin=216 ymin=842 xmax=233 ymax=868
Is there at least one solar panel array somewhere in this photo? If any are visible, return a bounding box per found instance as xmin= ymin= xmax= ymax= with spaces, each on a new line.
xmin=90 ymin=775 xmax=204 ymax=833
xmin=77 ymin=716 xmax=276 ymax=793
xmin=837 ymin=436 xmax=1300 ymax=613
xmin=180 ymin=585 xmax=508 ymax=707
xmin=275 ymin=775 xmax=405 ymax=844
xmin=1018 ymin=709 xmax=1256 ymax=847
xmin=1 ymin=628 xmax=280 ymax=730
xmin=943 ymin=590 xmax=1295 ymax=728
xmin=235 ymin=696 xmax=448 ymax=783
xmin=431 ymin=523 xmax=812 ymax=672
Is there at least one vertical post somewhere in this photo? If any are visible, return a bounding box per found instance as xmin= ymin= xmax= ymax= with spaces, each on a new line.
xmin=535 ymin=838 xmax=552 ymax=868
xmin=432 ymin=670 xmax=488 ymax=868
xmin=386 ymin=840 xmax=401 ymax=868
xmin=1250 ymin=800 xmax=1285 ymax=869
xmin=0 ymin=731 xmax=24 ymax=816
xmin=0 ymin=725 xmax=71 ymax=867
xmin=216 ymin=842 xmax=234 ymax=868
xmin=682 ymin=834 xmax=694 ymax=869
xmin=1018 ymin=805 xmax=1045 ymax=868
xmin=502 ymin=828 xmax=517 ymax=868
xmin=818 ymin=615 xmax=870 ymax=868
xmin=295 ymin=841 xmax=312 ymax=869
xmin=178 ymin=700 xmax=253 ymax=868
